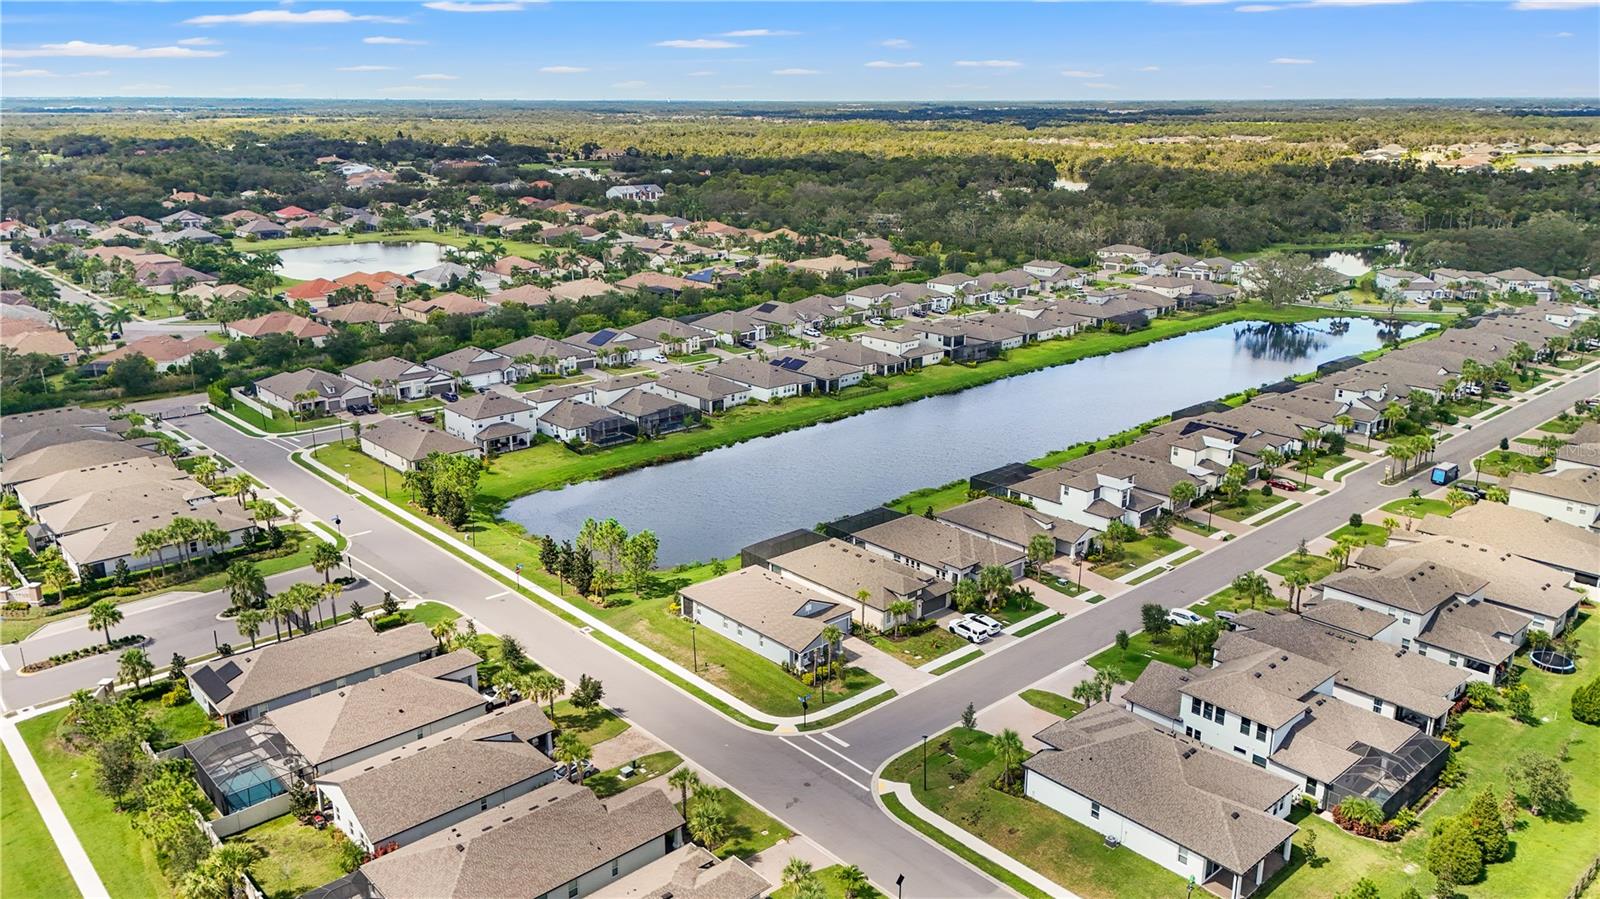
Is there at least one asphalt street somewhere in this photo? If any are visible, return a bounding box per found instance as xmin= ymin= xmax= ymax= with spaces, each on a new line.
xmin=3 ymin=367 xmax=1594 ymax=897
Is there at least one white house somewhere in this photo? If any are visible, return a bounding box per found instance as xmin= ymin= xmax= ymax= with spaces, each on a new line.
xmin=426 ymin=346 xmax=517 ymax=391
xmin=441 ymin=392 xmax=538 ymax=452
xmin=342 ymin=356 xmax=453 ymax=400
xmin=1502 ymin=469 xmax=1600 ymax=530
xmin=253 ymin=368 xmax=371 ymax=416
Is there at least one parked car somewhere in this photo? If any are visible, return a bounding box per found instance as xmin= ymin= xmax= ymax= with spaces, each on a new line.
xmin=866 ymin=317 xmax=885 ymax=326
xmin=418 ymin=413 xmax=436 ymax=423
xmin=1455 ymin=482 xmax=1486 ymax=499
xmin=442 ymin=391 xmax=460 ymax=403
xmin=910 ymin=309 xmax=928 ymax=318
xmin=1266 ymin=479 xmax=1299 ymax=492
xmin=1167 ymin=608 xmax=1205 ymax=627
xmin=965 ymin=613 xmax=1003 ymax=637
xmin=948 ymin=618 xmax=990 ymax=644
xmin=802 ymin=327 xmax=823 ymax=338
xmin=1214 ymin=610 xmax=1240 ymax=628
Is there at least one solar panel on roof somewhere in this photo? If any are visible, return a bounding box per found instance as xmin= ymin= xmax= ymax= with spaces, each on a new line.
xmin=217 ymin=660 xmax=243 ymax=682
xmin=192 ymin=667 xmax=234 ymax=700
xmin=777 ymin=358 xmax=809 ymax=371
xmin=587 ymin=329 xmax=616 ymax=346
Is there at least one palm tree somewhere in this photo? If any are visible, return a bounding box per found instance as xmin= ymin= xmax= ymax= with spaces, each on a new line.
xmin=992 ymin=728 xmax=1026 ymax=792
xmin=226 ymin=562 xmax=267 ymax=611
xmin=838 ymin=864 xmax=871 ymax=899
xmin=430 ymin=618 xmax=457 ymax=650
xmin=687 ymin=789 xmax=729 ymax=849
xmin=820 ymin=623 xmax=844 ymax=680
xmin=39 ymin=549 xmax=74 ymax=604
xmin=782 ymin=858 xmax=815 ymax=890
xmin=191 ymin=456 xmax=220 ymax=487
xmin=885 ymin=599 xmax=915 ymax=638
xmin=1485 ymin=485 xmax=1509 ymax=504
xmin=320 ymin=581 xmax=344 ymax=625
xmin=265 ymin=591 xmax=293 ymax=641
xmin=237 ymin=608 xmax=266 ymax=649
xmin=88 ymin=599 xmax=123 ymax=646
xmin=669 ymin=767 xmax=701 ymax=811
xmin=524 ymin=670 xmax=566 ymax=717
xmin=1072 ymin=678 xmax=1101 ymax=707
xmin=118 ymin=648 xmax=154 ymax=688
xmin=310 ymin=541 xmax=343 ymax=585
xmin=1231 ymin=571 xmax=1272 ymax=609
xmin=555 ymin=731 xmax=589 ymax=781
xmin=1283 ymin=571 xmax=1312 ymax=613
xmin=1445 ymin=488 xmax=1474 ymax=511
xmin=287 ymin=582 xmax=321 ymax=634
xmin=135 ymin=527 xmax=169 ymax=579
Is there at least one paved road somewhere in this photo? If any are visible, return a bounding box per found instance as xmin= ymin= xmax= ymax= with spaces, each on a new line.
xmin=3 ymin=371 xmax=1593 ymax=897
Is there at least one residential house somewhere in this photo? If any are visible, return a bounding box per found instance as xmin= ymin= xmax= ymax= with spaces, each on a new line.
xmin=857 ymin=328 xmax=945 ymax=367
xmin=810 ymin=340 xmax=907 ymax=376
xmin=691 ymin=309 xmax=768 ymax=346
xmin=849 ymin=513 xmax=1026 ymax=583
xmin=83 ymin=334 xmax=215 ymax=375
xmin=317 ymin=302 xmax=404 ymax=331
xmin=628 ymin=317 xmax=716 ymax=354
xmin=356 ymin=781 xmax=687 ymax=899
xmin=253 ymin=368 xmax=371 ymax=415
xmin=56 ymin=500 xmax=255 ymax=580
xmin=224 ymin=311 xmax=331 ymax=346
xmin=495 ymin=334 xmax=596 ymax=374
xmin=1021 ymin=260 xmax=1086 ymax=291
xmin=766 ymin=354 xmax=865 ymax=393
xmin=605 ymin=183 xmax=665 ymax=202
xmin=536 ymin=399 xmax=632 ymax=446
xmin=562 ymin=329 xmax=663 ymax=366
xmin=643 ymin=370 xmax=750 ymax=414
xmin=678 ymin=567 xmax=854 ymax=669
xmin=1095 ymin=244 xmax=1153 ymax=271
xmin=342 ymin=356 xmax=453 ymax=400
xmin=1415 ymin=502 xmax=1600 ymax=586
xmin=936 ymin=496 xmax=1096 ymax=560
xmin=789 ymin=255 xmax=871 ymax=279
xmin=1501 ymin=469 xmax=1600 ymax=530
xmin=441 ymin=392 xmax=538 ymax=452
xmin=187 ymin=622 xmax=438 ymax=724
xmin=426 ymin=346 xmax=517 ymax=391
xmin=763 ymin=537 xmax=955 ymax=628
xmin=549 ymin=278 xmax=615 ymax=302
xmin=1024 ymin=704 xmax=1297 ymax=899
xmin=359 ymin=417 xmax=482 ymax=472
xmin=489 ymin=284 xmax=554 ymax=308
xmin=617 ymin=272 xmax=702 ymax=297
xmin=604 ymin=389 xmax=695 ymax=436
xmin=317 ymin=702 xmax=556 ymax=852
xmin=402 ymin=292 xmax=492 ymax=322
xmin=1354 ymin=538 xmax=1580 ymax=636
xmin=706 ymin=356 xmax=813 ymax=402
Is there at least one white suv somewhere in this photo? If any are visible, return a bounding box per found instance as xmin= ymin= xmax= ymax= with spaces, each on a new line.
xmin=1167 ymin=608 xmax=1206 ymax=627
xmin=948 ymin=618 xmax=991 ymax=644
xmin=965 ymin=613 xmax=1004 ymax=637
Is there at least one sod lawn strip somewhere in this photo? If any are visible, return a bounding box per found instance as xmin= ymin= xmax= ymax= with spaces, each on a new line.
xmin=0 ymin=743 xmax=79 ymax=899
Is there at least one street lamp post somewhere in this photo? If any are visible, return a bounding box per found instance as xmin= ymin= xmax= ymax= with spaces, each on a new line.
xmin=514 ymin=563 xmax=523 ymax=590
xmin=921 ymin=734 xmax=929 ymax=792
xmin=690 ymin=621 xmax=699 ymax=673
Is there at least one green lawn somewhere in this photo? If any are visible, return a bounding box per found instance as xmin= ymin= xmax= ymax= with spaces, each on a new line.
xmin=1212 ymin=489 xmax=1291 ymax=522
xmin=404 ymin=600 xmax=461 ymax=628
xmin=1536 ymin=415 xmax=1584 ymax=434
xmin=882 ymin=728 xmax=1180 ymax=899
xmin=1090 ymin=534 xmax=1185 ymax=579
xmin=1086 ymin=629 xmax=1196 ymax=682
xmin=1019 ymin=690 xmax=1085 ymax=721
xmin=1173 ymin=516 xmax=1220 ymax=537
xmin=17 ymin=709 xmax=171 ymax=898
xmin=587 ymin=750 xmax=682 ymax=800
xmin=0 ymin=743 xmax=80 ymax=899
xmin=1380 ymin=497 xmax=1455 ymax=519
xmin=868 ymin=622 xmax=967 ymax=666
xmin=687 ymin=785 xmax=795 ymax=861
xmin=886 ymin=479 xmax=973 ymax=516
xmin=1474 ymin=450 xmax=1546 ymax=477
xmin=1292 ymin=453 xmax=1352 ymax=479
xmin=1326 ymin=522 xmax=1390 ymax=547
xmin=215 ymin=404 xmax=340 ymax=435
xmin=771 ymin=865 xmax=882 ymax=899
xmin=1191 ymin=583 xmax=1288 ymax=618
xmin=550 ymin=699 xmax=631 ymax=746
xmin=931 ymin=651 xmax=982 ymax=676
xmin=1265 ymin=552 xmax=1338 ymax=584
xmin=227 ymin=814 xmax=350 ymax=899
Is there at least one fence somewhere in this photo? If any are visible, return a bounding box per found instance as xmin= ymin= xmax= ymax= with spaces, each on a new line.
xmin=229 ymin=387 xmax=277 ymax=419
xmin=1566 ymin=853 xmax=1600 ymax=899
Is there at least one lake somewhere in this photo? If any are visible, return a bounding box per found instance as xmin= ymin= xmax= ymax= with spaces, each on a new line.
xmin=503 ymin=318 xmax=1427 ymax=564
xmin=275 ymin=242 xmax=445 ymax=281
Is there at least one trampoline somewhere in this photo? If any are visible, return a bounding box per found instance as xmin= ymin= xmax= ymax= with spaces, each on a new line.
xmin=1530 ymin=649 xmax=1576 ymax=675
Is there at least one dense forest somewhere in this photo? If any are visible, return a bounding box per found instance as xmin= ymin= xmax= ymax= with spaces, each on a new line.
xmin=5 ymin=121 xmax=1599 ymax=274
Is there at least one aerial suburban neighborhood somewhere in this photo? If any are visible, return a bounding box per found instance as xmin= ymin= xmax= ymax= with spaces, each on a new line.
xmin=2 ymin=5 xmax=1599 ymax=899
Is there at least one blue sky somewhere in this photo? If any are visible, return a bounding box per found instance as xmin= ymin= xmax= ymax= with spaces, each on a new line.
xmin=2 ymin=1 xmax=1597 ymax=101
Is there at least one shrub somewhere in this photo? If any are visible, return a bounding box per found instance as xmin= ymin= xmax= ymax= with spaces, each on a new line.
xmin=372 ymin=613 xmax=408 ymax=632
xmin=1571 ymin=675 xmax=1600 ymax=725
xmin=1427 ymin=817 xmax=1485 ymax=885
xmin=1349 ymin=513 xmax=1364 ymax=529
xmin=1439 ymin=751 xmax=1468 ymax=787
xmin=1262 ymin=484 xmax=1274 ymax=497
xmin=1463 ymin=788 xmax=1508 ymax=863
xmin=1116 ymin=629 xmax=1130 ymax=651
xmin=1465 ymin=681 xmax=1501 ymax=711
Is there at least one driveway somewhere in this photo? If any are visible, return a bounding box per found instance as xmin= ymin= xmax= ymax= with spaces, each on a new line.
xmin=845 ymin=636 xmax=934 ymax=694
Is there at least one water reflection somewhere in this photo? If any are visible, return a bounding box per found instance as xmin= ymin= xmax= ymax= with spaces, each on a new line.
xmin=504 ymin=318 xmax=1427 ymax=564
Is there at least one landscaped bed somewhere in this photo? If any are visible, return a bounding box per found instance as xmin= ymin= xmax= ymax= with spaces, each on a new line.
xmin=1089 ymin=534 xmax=1184 ymax=579
xmin=227 ymin=813 xmax=352 ymax=899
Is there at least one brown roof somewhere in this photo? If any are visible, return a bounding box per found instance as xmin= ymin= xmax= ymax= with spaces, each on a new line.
xmin=679 ymin=567 xmax=845 ymax=654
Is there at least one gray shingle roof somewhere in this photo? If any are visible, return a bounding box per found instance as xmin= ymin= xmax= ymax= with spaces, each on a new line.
xmin=360 ymin=418 xmax=478 ymax=463
xmin=190 ymin=622 xmax=436 ymax=716
xmin=679 ymin=567 xmax=844 ymax=654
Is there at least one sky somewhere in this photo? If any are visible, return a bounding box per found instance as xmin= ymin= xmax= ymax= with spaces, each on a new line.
xmin=1 ymin=1 xmax=1597 ymax=102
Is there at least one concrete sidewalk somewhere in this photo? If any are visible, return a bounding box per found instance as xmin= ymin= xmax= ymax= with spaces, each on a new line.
xmin=0 ymin=714 xmax=109 ymax=897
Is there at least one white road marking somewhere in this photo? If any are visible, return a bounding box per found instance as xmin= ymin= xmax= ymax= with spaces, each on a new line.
xmin=803 ymin=735 xmax=873 ymax=775
xmin=781 ymin=738 xmax=870 ymax=792
xmin=484 ymin=590 xmax=510 ymax=600
xmin=820 ymin=731 xmax=850 ymax=748
xmin=347 ymin=530 xmax=373 ymax=538
xmin=348 ymin=554 xmax=422 ymax=599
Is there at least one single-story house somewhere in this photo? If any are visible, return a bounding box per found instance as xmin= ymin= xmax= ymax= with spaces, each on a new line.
xmin=679 ymin=567 xmax=854 ymax=669
xmin=604 ymin=389 xmax=695 ymax=437
xmin=849 ymin=513 xmax=1026 ymax=583
xmin=224 ymin=311 xmax=331 ymax=346
xmin=536 ymin=399 xmax=632 ymax=446
xmin=253 ymin=368 xmax=371 ymax=416
xmin=359 ymin=417 xmax=482 ymax=472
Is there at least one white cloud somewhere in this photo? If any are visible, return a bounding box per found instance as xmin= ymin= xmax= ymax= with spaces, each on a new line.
xmin=6 ymin=68 xmax=57 ymax=77
xmin=337 ymin=64 xmax=394 ymax=71
xmin=423 ymin=1 xmax=531 ymax=11
xmin=364 ymin=36 xmax=426 ymax=44
xmin=880 ymin=38 xmax=912 ymax=48
xmin=686 ymin=69 xmax=715 ymax=77
xmin=1060 ymin=69 xmax=1104 ymax=78
xmin=120 ymin=82 xmax=172 ymax=92
xmin=539 ymin=65 xmax=588 ymax=73
xmin=655 ymin=38 xmax=741 ymax=49
xmin=184 ymin=8 xmax=406 ymax=25
xmin=1510 ymin=0 xmax=1598 ymax=8
xmin=1 ymin=40 xmax=224 ymax=59
xmin=721 ymin=28 xmax=797 ymax=37
xmin=865 ymin=60 xmax=922 ymax=68
xmin=955 ymin=59 xmax=1022 ymax=68
xmin=176 ymin=37 xmax=220 ymax=46
xmin=1270 ymin=56 xmax=1315 ymax=63
xmin=1555 ymin=30 xmax=1575 ymax=35
xmin=415 ymin=72 xmax=458 ymax=80
xmin=1139 ymin=65 xmax=1162 ymax=71
xmin=1235 ymin=4 xmax=1282 ymax=11
xmin=1305 ymin=0 xmax=1415 ymax=5
xmin=772 ymin=67 xmax=820 ymax=75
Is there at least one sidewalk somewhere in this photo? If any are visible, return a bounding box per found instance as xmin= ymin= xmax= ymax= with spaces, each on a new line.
xmin=1 ymin=713 xmax=109 ymax=897
xmin=878 ymin=781 xmax=1079 ymax=899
